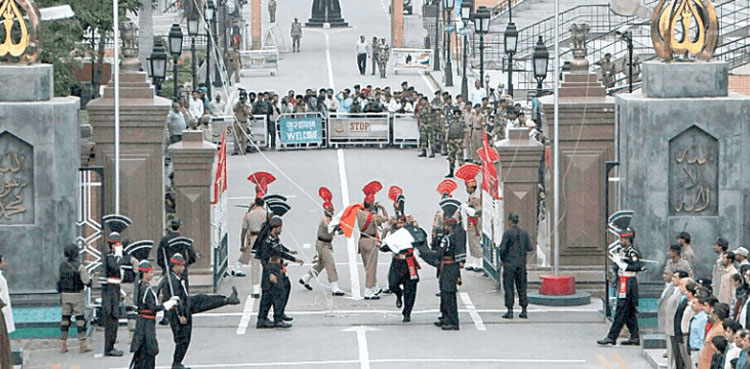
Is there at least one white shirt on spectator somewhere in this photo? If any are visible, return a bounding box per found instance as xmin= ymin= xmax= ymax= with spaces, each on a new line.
xmin=189 ymin=97 xmax=204 ymax=121
xmin=469 ymin=87 xmax=486 ymax=106
xmin=384 ymin=99 xmax=399 ymax=113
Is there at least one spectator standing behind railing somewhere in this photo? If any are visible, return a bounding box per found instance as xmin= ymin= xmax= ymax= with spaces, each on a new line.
xmin=209 ymin=93 xmax=226 ymax=117
xmin=336 ymin=90 xmax=353 ymax=113
xmin=167 ymin=101 xmax=187 ymax=144
xmin=324 ymin=89 xmax=339 ymax=112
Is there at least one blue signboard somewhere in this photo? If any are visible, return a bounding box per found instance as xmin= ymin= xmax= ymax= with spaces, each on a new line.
xmin=279 ymin=116 xmax=323 ymax=145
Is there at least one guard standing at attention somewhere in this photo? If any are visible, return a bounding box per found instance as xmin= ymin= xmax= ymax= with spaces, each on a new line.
xmin=102 ymin=233 xmax=125 ymax=356
xmin=416 ymin=198 xmax=466 ymax=331
xmin=256 ymin=216 xmax=304 ymax=329
xmin=57 ymin=244 xmax=92 ymax=354
xmin=499 ymin=213 xmax=533 ymax=319
xmin=598 ymin=227 xmax=645 ymax=346
xmin=357 ymin=181 xmax=388 ymax=300
xmin=128 ymin=260 xmax=179 ymax=369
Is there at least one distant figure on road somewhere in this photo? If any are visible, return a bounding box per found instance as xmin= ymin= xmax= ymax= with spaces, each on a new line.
xmin=268 ymin=0 xmax=277 ymax=23
xmin=377 ymin=38 xmax=390 ymax=78
xmin=356 ymin=35 xmax=368 ymax=75
xmin=227 ymin=46 xmax=242 ymax=84
xmin=290 ymin=18 xmax=302 ymax=52
xmin=371 ymin=36 xmax=379 ymax=76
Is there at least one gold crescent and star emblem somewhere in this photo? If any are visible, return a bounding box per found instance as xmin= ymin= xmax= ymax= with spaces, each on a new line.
xmin=0 ymin=0 xmax=40 ymax=63
xmin=651 ymin=0 xmax=718 ymax=61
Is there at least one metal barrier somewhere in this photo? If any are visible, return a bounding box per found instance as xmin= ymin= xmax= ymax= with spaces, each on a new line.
xmin=392 ymin=113 xmax=419 ymax=148
xmin=211 ymin=115 xmax=268 ymax=150
xmin=239 ymin=49 xmax=279 ymax=76
xmin=276 ymin=112 xmax=326 ymax=150
xmin=327 ymin=112 xmax=390 ymax=147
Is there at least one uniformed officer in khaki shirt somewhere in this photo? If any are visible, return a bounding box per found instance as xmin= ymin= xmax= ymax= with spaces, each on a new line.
xmin=358 ymin=182 xmax=388 ymax=299
xmin=299 ymin=187 xmax=346 ymax=296
xmin=231 ymin=197 xmax=268 ymax=298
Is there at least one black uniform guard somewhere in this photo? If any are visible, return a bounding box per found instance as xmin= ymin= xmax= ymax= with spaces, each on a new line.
xmin=417 ymin=214 xmax=465 ymax=331
xmin=499 ymin=213 xmax=533 ymax=319
xmin=597 ymin=227 xmax=645 ymax=346
xmin=129 ymin=260 xmax=178 ymax=369
xmin=256 ymin=216 xmax=303 ymax=329
xmin=385 ymin=220 xmax=422 ymax=323
xmin=103 ymin=232 xmax=125 ymax=356
xmin=161 ymin=253 xmax=240 ymax=369
xmin=156 ymin=218 xmax=196 ymax=325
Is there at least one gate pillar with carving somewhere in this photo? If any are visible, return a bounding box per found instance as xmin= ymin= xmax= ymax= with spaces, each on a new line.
xmin=495 ymin=128 xmax=544 ymax=265
xmin=168 ymin=131 xmax=217 ymax=292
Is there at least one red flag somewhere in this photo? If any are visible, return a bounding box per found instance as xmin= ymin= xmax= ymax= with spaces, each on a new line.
xmin=213 ymin=130 xmax=228 ymax=204
xmin=477 ymin=131 xmax=501 ymax=200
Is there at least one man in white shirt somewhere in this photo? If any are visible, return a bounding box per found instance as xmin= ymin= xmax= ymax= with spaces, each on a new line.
xmin=356 ymin=35 xmax=369 ymax=75
xmin=189 ymin=90 xmax=205 ymax=122
xmin=323 ymin=89 xmax=339 ymax=112
xmin=469 ymin=80 xmax=486 ymax=106
xmin=384 ymin=94 xmax=399 ymax=113
xmin=209 ymin=93 xmax=226 ymax=117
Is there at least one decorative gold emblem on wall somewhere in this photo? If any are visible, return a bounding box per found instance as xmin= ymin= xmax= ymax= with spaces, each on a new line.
xmin=650 ymin=0 xmax=718 ymax=61
xmin=0 ymin=0 xmax=40 ymax=63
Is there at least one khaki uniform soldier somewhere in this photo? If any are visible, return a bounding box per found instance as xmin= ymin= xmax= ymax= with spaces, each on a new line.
xmin=237 ymin=198 xmax=267 ymax=298
xmin=445 ymin=109 xmax=464 ymax=178
xmin=228 ymin=47 xmax=242 ymax=84
xmin=469 ymin=105 xmax=486 ymax=163
xmin=465 ymin=179 xmax=483 ymax=271
xmin=377 ymin=39 xmax=390 ymax=79
xmin=268 ymin=0 xmax=277 ymax=23
xmin=416 ymin=98 xmax=435 ymax=158
xmin=232 ymin=90 xmax=252 ymax=155
xmin=299 ymin=187 xmax=346 ymax=296
xmin=358 ymin=181 xmax=388 ymax=299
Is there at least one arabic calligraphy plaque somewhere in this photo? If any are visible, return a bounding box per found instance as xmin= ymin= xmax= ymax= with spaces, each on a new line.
xmin=669 ymin=126 xmax=718 ymax=216
xmin=0 ymin=131 xmax=33 ymax=224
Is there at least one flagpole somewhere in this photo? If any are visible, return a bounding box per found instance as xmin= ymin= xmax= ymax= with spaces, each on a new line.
xmin=553 ymin=0 xmax=560 ymax=275
xmin=113 ymin=0 xmax=120 ymax=214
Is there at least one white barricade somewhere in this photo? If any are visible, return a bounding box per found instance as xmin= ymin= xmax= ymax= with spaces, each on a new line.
xmin=392 ymin=113 xmax=419 ymax=147
xmin=212 ymin=114 xmax=268 ymax=150
xmin=392 ymin=48 xmax=433 ymax=74
xmin=239 ymin=49 xmax=279 ymax=76
xmin=276 ymin=113 xmax=326 ymax=150
xmin=327 ymin=112 xmax=390 ymax=147
xmin=250 ymin=114 xmax=268 ymax=148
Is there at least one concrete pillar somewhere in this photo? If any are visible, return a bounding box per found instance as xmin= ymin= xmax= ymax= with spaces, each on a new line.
xmin=88 ymin=72 xmax=171 ymax=245
xmin=540 ymin=73 xmax=614 ymax=267
xmin=496 ymin=128 xmax=544 ymax=265
xmin=168 ymin=131 xmax=217 ymax=291
xmin=137 ymin=0 xmax=154 ymax=68
xmin=252 ymin=0 xmax=261 ymax=50
xmin=392 ymin=0 xmax=404 ymax=48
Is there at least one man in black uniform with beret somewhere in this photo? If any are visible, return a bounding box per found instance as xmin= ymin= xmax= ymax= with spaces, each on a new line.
xmin=499 ymin=213 xmax=533 ymax=319
xmin=156 ymin=218 xmax=197 ymax=325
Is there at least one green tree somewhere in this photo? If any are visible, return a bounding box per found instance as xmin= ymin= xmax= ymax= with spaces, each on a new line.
xmin=36 ymin=0 xmax=142 ymax=97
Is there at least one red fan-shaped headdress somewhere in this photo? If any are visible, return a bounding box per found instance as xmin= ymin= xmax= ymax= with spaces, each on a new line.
xmin=455 ymin=163 xmax=481 ymax=186
xmin=319 ymin=187 xmax=334 ymax=212
xmin=362 ymin=180 xmax=382 ymax=203
xmin=248 ymin=171 xmax=276 ymax=198
xmin=436 ymin=179 xmax=458 ymax=198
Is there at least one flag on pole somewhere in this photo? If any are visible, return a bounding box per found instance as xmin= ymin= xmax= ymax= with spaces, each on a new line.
xmin=328 ymin=203 xmax=364 ymax=238
xmin=212 ymin=130 xmax=228 ymax=204
xmin=477 ymin=133 xmax=501 ymax=200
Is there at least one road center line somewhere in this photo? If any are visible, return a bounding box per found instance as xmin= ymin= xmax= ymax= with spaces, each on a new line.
xmin=235 ymin=294 xmax=255 ymax=335
xmin=197 ymin=306 xmax=601 ymax=317
xmin=459 ymin=292 xmax=486 ymax=331
xmin=337 ymin=149 xmax=361 ymax=299
xmin=325 ymin=32 xmax=335 ymax=90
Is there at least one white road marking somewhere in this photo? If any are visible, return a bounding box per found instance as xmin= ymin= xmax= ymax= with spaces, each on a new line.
xmin=109 ymin=357 xmax=587 ymax=368
xmin=325 ymin=32 xmax=335 ymax=90
xmin=337 ymin=149 xmax=362 ymax=300
xmin=422 ymin=72 xmax=437 ymax=94
xmin=235 ymin=294 xmax=255 ymax=335
xmin=341 ymin=326 xmax=379 ymax=369
xmin=197 ymin=306 xmax=600 ymax=317
xmin=459 ymin=292 xmax=487 ymax=331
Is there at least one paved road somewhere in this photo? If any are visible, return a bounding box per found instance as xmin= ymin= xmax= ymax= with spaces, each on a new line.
xmin=26 ymin=149 xmax=653 ymax=369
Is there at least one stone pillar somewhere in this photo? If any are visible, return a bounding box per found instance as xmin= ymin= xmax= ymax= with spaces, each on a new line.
xmin=0 ymin=65 xmax=79 ymax=300
xmin=496 ymin=128 xmax=544 ymax=264
xmin=252 ymin=0 xmax=261 ymax=50
xmin=88 ymin=72 xmax=171 ymax=246
xmin=137 ymin=0 xmax=154 ymax=67
xmin=168 ymin=131 xmax=217 ymax=291
xmin=392 ymin=0 xmax=404 ymax=48
xmin=618 ymin=61 xmax=750 ymax=280
xmin=540 ymin=72 xmax=615 ymax=267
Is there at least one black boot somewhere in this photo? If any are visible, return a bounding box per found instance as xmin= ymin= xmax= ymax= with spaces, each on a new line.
xmin=429 ymin=148 xmax=435 ymax=158
xmin=226 ymin=286 xmax=240 ymax=305
xmin=395 ymin=295 xmax=403 ymax=309
xmin=445 ymin=163 xmax=454 ymax=178
xmin=620 ymin=338 xmax=640 ymax=346
xmin=502 ymin=309 xmax=513 ymax=319
xmin=519 ymin=307 xmax=528 ymax=319
xmin=597 ymin=337 xmax=617 ymax=345
xmin=418 ymin=148 xmax=427 ymax=157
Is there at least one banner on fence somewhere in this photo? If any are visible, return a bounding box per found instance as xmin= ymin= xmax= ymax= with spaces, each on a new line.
xmin=279 ymin=116 xmax=324 ymax=144
xmin=392 ymin=48 xmax=433 ymax=71
xmin=328 ymin=115 xmax=389 ymax=139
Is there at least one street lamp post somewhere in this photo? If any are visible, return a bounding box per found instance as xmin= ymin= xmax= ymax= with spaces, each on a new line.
xmin=205 ymin=0 xmax=215 ymax=99
xmin=443 ymin=0 xmax=455 ymax=87
xmin=434 ymin=0 xmax=441 ymax=71
xmin=168 ymin=23 xmax=184 ymax=99
xmin=620 ymin=30 xmax=634 ymax=93
xmin=459 ymin=0 xmax=473 ymax=100
xmin=503 ymin=21 xmax=518 ymax=97
xmin=474 ymin=6 xmax=490 ymax=87
xmin=211 ymin=1 xmax=223 ymax=88
xmin=148 ymin=41 xmax=168 ymax=96
xmin=187 ymin=13 xmax=199 ymax=90
xmin=532 ymin=35 xmax=549 ymax=124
